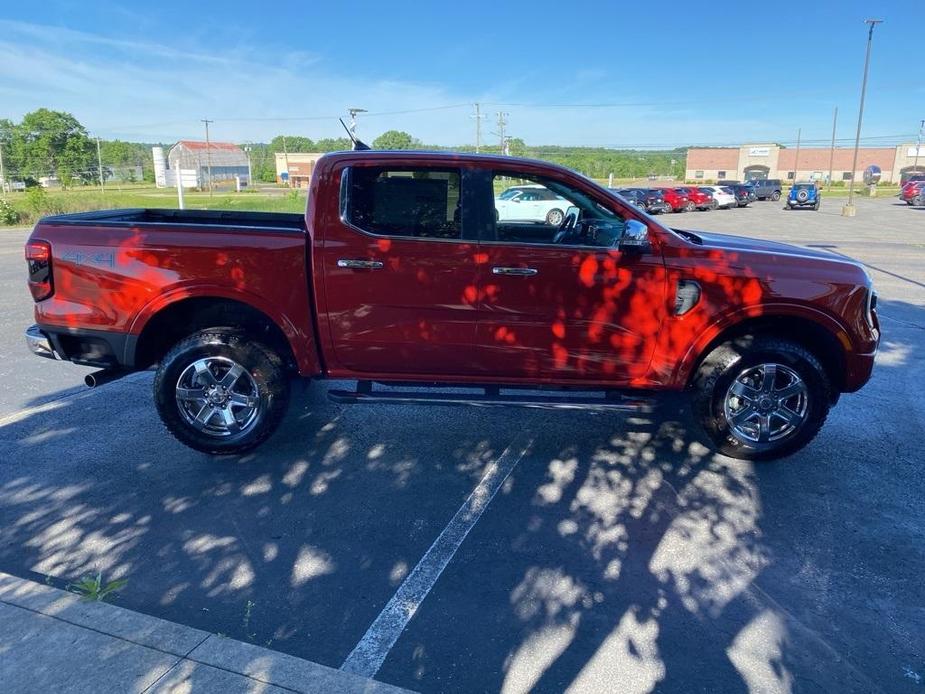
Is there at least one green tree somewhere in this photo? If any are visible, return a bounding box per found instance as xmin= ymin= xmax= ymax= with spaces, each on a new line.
xmin=372 ymin=130 xmax=419 ymax=150
xmin=14 ymin=109 xmax=93 ymax=186
xmin=314 ymin=137 xmax=353 ymax=152
xmin=269 ymin=135 xmax=315 ymax=153
xmin=507 ymin=137 xmax=527 ymax=157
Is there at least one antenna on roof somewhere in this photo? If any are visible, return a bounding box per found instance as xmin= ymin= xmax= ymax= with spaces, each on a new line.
xmin=339 ymin=118 xmax=370 ymax=151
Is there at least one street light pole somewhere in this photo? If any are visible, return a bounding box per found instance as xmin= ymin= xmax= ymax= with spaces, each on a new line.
xmin=843 ymin=19 xmax=882 ymax=217
xmin=913 ymin=118 xmax=924 ymax=178
xmin=827 ymin=106 xmax=838 ymax=191
xmin=347 ymin=108 xmax=367 ymax=138
xmin=201 ymin=118 xmax=214 ymax=197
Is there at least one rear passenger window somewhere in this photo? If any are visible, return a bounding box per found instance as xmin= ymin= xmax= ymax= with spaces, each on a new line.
xmin=343 ymin=167 xmax=461 ymax=239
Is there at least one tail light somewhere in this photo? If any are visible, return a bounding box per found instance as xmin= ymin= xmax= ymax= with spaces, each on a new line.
xmin=26 ymin=240 xmax=53 ymax=301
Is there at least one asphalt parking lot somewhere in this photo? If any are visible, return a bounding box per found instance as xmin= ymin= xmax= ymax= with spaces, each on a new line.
xmin=1 ymin=196 xmax=923 ymax=693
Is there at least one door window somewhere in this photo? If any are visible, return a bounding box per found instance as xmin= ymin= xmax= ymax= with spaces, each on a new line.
xmin=342 ymin=167 xmax=461 ymax=239
xmin=490 ymin=172 xmax=627 ymax=248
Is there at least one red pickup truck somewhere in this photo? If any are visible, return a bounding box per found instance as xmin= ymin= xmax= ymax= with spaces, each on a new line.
xmin=24 ymin=151 xmax=879 ymax=460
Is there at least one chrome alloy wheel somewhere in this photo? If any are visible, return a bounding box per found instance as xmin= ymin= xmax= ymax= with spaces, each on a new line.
xmin=175 ymin=357 xmax=260 ymax=437
xmin=723 ymin=363 xmax=809 ymax=445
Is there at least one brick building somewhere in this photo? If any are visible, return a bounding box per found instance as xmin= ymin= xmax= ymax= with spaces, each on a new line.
xmin=274 ymin=152 xmax=326 ymax=188
xmin=685 ymin=143 xmax=925 ymax=184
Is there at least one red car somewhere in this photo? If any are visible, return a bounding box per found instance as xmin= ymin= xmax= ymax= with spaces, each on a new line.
xmin=675 ymin=186 xmax=714 ymax=211
xmin=659 ymin=187 xmax=691 ymax=212
xmin=25 ymin=151 xmax=879 ymax=461
xmin=900 ymin=181 xmax=925 ymax=205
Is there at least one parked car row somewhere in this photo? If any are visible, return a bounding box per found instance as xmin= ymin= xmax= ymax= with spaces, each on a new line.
xmin=611 ymin=184 xmax=755 ymax=215
xmin=498 ymin=177 xmax=804 ymax=224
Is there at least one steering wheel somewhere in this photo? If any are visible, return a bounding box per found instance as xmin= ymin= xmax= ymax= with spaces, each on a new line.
xmin=553 ymin=210 xmax=579 ymax=244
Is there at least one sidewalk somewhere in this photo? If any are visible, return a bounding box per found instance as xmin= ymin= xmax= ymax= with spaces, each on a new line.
xmin=0 ymin=571 xmax=411 ymax=693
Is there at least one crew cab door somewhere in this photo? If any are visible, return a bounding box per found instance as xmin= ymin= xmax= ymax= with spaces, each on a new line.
xmin=319 ymin=163 xmax=481 ymax=376
xmin=474 ymin=168 xmax=669 ymax=384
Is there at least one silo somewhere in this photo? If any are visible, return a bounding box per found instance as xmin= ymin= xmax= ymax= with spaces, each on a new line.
xmin=152 ymin=147 xmax=168 ymax=188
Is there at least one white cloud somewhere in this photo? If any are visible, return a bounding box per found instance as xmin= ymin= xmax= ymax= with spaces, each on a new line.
xmin=0 ymin=19 xmax=844 ymax=148
xmin=0 ymin=19 xmax=475 ymax=143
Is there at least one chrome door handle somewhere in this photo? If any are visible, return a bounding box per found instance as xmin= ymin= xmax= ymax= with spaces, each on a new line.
xmin=337 ymin=259 xmax=384 ymax=270
xmin=492 ymin=266 xmax=538 ymax=277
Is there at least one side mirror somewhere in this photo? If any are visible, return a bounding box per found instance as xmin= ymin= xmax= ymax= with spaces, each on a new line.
xmin=619 ymin=219 xmax=650 ymax=252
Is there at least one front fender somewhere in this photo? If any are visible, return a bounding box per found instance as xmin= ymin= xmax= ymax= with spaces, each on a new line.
xmin=670 ymin=302 xmax=853 ymax=387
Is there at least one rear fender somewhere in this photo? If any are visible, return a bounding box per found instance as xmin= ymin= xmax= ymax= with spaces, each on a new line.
xmin=128 ymin=285 xmax=321 ymax=375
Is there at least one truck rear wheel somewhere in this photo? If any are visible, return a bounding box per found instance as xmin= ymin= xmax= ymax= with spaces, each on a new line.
xmin=154 ymin=329 xmax=290 ymax=455
xmin=691 ymin=337 xmax=831 ymax=460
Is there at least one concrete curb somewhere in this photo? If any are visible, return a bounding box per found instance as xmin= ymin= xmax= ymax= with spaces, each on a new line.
xmin=0 ymin=571 xmax=412 ymax=693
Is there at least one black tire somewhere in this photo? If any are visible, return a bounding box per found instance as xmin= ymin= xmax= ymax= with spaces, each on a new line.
xmin=154 ymin=329 xmax=290 ymax=454
xmin=771 ymin=191 xmax=781 ymax=201
xmin=813 ymin=200 xmax=820 ymax=211
xmin=685 ymin=201 xmax=696 ymax=212
xmin=691 ymin=336 xmax=831 ymax=461
xmin=546 ymin=208 xmax=564 ymax=226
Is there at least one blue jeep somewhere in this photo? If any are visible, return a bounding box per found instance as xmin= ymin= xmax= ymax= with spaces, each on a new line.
xmin=786 ymin=182 xmax=820 ymax=210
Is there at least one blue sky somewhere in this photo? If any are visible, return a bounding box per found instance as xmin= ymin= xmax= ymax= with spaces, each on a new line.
xmin=1 ymin=1 xmax=921 ymax=148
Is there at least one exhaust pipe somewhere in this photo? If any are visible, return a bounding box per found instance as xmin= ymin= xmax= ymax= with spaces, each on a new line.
xmin=84 ymin=369 xmax=129 ymax=388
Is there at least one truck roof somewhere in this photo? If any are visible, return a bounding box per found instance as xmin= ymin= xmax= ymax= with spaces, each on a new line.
xmin=317 ymin=149 xmax=579 ymax=174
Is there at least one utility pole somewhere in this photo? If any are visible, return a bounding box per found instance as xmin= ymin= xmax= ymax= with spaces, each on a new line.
xmin=793 ymin=128 xmax=801 ymax=185
xmin=827 ymin=106 xmax=838 ymax=190
xmin=913 ymin=118 xmax=925 ymax=177
xmin=471 ymin=103 xmax=486 ymax=153
xmin=0 ymin=140 xmax=5 ymax=194
xmin=844 ymin=19 xmax=883 ymax=217
xmin=201 ymin=118 xmax=214 ymax=197
xmin=96 ymin=137 xmax=105 ymax=193
xmin=282 ymin=135 xmax=290 ymax=188
xmin=496 ymin=112 xmax=509 ymax=154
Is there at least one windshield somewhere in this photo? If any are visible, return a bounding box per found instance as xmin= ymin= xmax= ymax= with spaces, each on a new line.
xmin=498 ymin=189 xmax=522 ymax=200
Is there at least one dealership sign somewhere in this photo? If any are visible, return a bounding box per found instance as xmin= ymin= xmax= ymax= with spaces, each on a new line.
xmin=748 ymin=147 xmax=770 ymax=156
xmin=908 ymin=147 xmax=925 ymax=158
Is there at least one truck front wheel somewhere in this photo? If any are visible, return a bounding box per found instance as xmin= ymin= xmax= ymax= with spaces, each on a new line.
xmin=692 ymin=337 xmax=831 ymax=460
xmin=154 ymin=329 xmax=290 ymax=455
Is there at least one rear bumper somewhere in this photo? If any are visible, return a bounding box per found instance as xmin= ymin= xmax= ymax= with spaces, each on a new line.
xmin=26 ymin=324 xmax=133 ymax=369
xmin=26 ymin=325 xmax=60 ymax=360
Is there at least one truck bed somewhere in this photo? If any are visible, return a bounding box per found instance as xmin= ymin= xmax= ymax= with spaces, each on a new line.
xmin=39 ymin=208 xmax=306 ymax=232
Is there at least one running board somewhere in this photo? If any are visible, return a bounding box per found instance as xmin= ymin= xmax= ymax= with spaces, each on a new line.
xmin=328 ymin=383 xmax=653 ymax=412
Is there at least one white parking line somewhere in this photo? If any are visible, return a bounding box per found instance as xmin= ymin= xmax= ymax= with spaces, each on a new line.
xmin=340 ymin=434 xmax=533 ymax=678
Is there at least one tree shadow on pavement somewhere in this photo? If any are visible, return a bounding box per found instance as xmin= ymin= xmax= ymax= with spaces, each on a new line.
xmin=0 ymin=300 xmax=923 ymax=693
